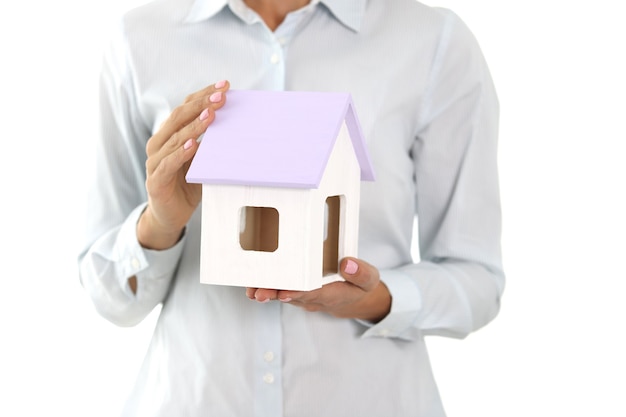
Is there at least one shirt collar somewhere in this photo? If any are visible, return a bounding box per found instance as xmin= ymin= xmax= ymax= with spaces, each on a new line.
xmin=321 ymin=0 xmax=366 ymax=32
xmin=184 ymin=0 xmax=366 ymax=32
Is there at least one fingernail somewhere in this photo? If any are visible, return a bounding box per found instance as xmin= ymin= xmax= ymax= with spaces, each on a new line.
xmin=344 ymin=259 xmax=358 ymax=275
xmin=209 ymin=92 xmax=222 ymax=103
xmin=259 ymin=298 xmax=270 ymax=303
xmin=183 ymin=138 xmax=194 ymax=150
xmin=279 ymin=297 xmax=292 ymax=302
xmin=215 ymin=80 xmax=226 ymax=89
xmin=199 ymin=108 xmax=209 ymax=121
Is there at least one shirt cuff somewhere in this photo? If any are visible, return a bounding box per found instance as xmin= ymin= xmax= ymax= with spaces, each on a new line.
xmin=360 ymin=268 xmax=422 ymax=340
xmin=114 ymin=203 xmax=186 ymax=297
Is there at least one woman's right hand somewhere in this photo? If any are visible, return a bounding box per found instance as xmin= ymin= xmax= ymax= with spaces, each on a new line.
xmin=137 ymin=80 xmax=230 ymax=250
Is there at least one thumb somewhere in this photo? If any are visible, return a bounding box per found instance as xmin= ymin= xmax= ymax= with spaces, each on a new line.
xmin=340 ymin=257 xmax=379 ymax=292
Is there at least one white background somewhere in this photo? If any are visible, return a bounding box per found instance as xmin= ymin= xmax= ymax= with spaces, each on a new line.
xmin=1 ymin=1 xmax=624 ymax=416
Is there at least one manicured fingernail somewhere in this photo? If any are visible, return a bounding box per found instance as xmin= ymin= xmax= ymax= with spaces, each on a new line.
xmin=344 ymin=259 xmax=358 ymax=275
xmin=279 ymin=297 xmax=292 ymax=302
xmin=199 ymin=108 xmax=209 ymax=120
xmin=183 ymin=138 xmax=194 ymax=150
xmin=209 ymin=92 xmax=222 ymax=103
xmin=215 ymin=80 xmax=226 ymax=89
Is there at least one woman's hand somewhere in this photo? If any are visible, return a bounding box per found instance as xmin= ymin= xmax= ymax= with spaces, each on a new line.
xmin=137 ymin=80 xmax=230 ymax=250
xmin=246 ymin=257 xmax=391 ymax=323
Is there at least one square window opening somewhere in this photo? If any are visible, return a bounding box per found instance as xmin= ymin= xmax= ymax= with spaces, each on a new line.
xmin=239 ymin=206 xmax=279 ymax=252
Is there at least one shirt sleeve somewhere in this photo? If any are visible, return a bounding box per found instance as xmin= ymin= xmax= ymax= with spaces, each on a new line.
xmin=77 ymin=20 xmax=180 ymax=327
xmin=79 ymin=204 xmax=185 ymax=327
xmin=363 ymin=10 xmax=505 ymax=341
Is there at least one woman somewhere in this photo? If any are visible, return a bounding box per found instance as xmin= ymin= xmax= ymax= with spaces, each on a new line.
xmin=79 ymin=0 xmax=504 ymax=415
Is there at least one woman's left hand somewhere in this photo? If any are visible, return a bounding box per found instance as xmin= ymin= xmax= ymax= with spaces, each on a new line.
xmin=246 ymin=257 xmax=391 ymax=323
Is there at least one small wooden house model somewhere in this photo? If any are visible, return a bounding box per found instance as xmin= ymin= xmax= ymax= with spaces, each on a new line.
xmin=186 ymin=90 xmax=375 ymax=291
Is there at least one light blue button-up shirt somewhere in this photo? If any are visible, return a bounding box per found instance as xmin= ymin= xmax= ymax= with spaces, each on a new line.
xmin=79 ymin=0 xmax=504 ymax=415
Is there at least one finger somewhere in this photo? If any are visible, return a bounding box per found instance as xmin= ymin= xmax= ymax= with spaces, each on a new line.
xmin=340 ymin=258 xmax=379 ymax=292
xmin=159 ymin=103 xmax=217 ymax=157
xmin=148 ymin=81 xmax=229 ymax=154
xmin=277 ymin=288 xmax=320 ymax=304
xmin=253 ymin=288 xmax=279 ymax=303
xmin=146 ymin=106 xmax=216 ymax=175
xmin=245 ymin=288 xmax=257 ymax=300
xmin=183 ymin=79 xmax=230 ymax=104
xmin=146 ymin=134 xmax=201 ymax=190
xmin=148 ymin=93 xmax=220 ymax=157
xmin=276 ymin=290 xmax=298 ymax=303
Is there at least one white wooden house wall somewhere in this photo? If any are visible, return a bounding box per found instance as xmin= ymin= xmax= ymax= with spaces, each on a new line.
xmin=198 ymin=122 xmax=361 ymax=290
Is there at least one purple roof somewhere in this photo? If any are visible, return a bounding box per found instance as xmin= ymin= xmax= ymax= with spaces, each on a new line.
xmin=185 ymin=90 xmax=375 ymax=188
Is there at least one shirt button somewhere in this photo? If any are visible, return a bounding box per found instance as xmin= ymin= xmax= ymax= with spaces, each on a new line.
xmin=379 ymin=329 xmax=390 ymax=337
xmin=263 ymin=373 xmax=275 ymax=384
xmin=263 ymin=351 xmax=275 ymax=362
xmin=277 ymin=37 xmax=287 ymax=46
xmin=270 ymin=53 xmax=280 ymax=64
xmin=131 ymin=258 xmax=140 ymax=269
